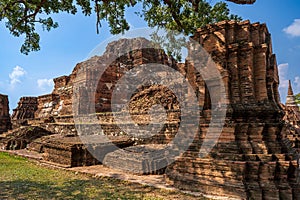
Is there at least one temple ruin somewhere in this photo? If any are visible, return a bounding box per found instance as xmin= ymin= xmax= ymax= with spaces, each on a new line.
xmin=0 ymin=94 xmax=11 ymax=134
xmin=1 ymin=20 xmax=300 ymax=199
xmin=166 ymin=20 xmax=299 ymax=199
xmin=282 ymin=81 xmax=300 ymax=151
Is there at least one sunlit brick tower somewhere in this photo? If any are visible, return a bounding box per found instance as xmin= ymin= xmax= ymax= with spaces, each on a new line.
xmin=165 ymin=20 xmax=300 ymax=199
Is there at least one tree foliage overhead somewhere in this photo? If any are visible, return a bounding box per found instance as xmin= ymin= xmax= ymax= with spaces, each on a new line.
xmin=295 ymin=93 xmax=300 ymax=106
xmin=0 ymin=0 xmax=241 ymax=54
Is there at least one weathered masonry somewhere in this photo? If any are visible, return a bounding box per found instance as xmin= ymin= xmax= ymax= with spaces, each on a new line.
xmin=1 ymin=20 xmax=300 ymax=199
xmin=0 ymin=94 xmax=11 ymax=134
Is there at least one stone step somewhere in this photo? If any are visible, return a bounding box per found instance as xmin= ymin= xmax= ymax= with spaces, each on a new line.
xmin=103 ymin=144 xmax=171 ymax=175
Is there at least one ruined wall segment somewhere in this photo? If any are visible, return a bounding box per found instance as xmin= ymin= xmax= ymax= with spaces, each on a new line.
xmin=32 ymin=38 xmax=182 ymax=144
xmin=35 ymin=74 xmax=75 ymax=118
xmin=0 ymin=94 xmax=11 ymax=134
xmin=12 ymin=97 xmax=38 ymax=120
xmin=71 ymin=38 xmax=182 ymax=143
xmin=35 ymin=94 xmax=59 ymax=118
xmin=73 ymin=38 xmax=175 ymax=114
xmin=34 ymin=38 xmax=174 ymax=119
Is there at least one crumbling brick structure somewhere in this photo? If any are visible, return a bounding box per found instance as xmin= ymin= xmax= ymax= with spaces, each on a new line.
xmin=165 ymin=20 xmax=300 ymax=199
xmin=2 ymin=126 xmax=53 ymax=150
xmin=12 ymin=97 xmax=38 ymax=120
xmin=11 ymin=97 xmax=38 ymax=129
xmin=3 ymin=19 xmax=300 ymax=199
xmin=35 ymin=76 xmax=73 ymax=118
xmin=0 ymin=94 xmax=11 ymax=134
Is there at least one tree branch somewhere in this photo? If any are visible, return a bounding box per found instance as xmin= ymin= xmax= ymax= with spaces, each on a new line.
xmin=95 ymin=0 xmax=100 ymax=34
xmin=11 ymin=0 xmax=47 ymax=32
xmin=163 ymin=0 xmax=184 ymax=31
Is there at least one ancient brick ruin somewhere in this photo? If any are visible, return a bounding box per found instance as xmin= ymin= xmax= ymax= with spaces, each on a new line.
xmin=2 ymin=126 xmax=53 ymax=150
xmin=35 ymin=75 xmax=73 ymax=118
xmin=11 ymin=97 xmax=38 ymax=128
xmin=165 ymin=20 xmax=300 ymax=199
xmin=1 ymin=20 xmax=300 ymax=199
xmin=282 ymin=81 xmax=300 ymax=150
xmin=0 ymin=94 xmax=11 ymax=134
xmin=12 ymin=97 xmax=38 ymax=120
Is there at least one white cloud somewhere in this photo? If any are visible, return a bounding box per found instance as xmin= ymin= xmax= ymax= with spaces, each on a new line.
xmin=294 ymin=76 xmax=300 ymax=91
xmin=278 ymin=63 xmax=289 ymax=88
xmin=9 ymin=66 xmax=26 ymax=86
xmin=37 ymin=78 xmax=54 ymax=91
xmin=278 ymin=63 xmax=290 ymax=102
xmin=283 ymin=19 xmax=300 ymax=37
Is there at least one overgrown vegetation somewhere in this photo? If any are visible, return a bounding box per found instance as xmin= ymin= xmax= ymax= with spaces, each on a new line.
xmin=295 ymin=93 xmax=300 ymax=106
xmin=0 ymin=0 xmax=240 ymax=54
xmin=0 ymin=152 xmax=207 ymax=199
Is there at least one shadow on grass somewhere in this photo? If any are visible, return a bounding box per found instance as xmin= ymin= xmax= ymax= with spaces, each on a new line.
xmin=0 ymin=178 xmax=158 ymax=199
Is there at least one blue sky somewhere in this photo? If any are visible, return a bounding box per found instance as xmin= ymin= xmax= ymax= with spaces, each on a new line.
xmin=1 ymin=1 xmax=300 ymax=111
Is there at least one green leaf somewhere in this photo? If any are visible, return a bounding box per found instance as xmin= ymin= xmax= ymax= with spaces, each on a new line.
xmin=0 ymin=0 xmax=241 ymax=54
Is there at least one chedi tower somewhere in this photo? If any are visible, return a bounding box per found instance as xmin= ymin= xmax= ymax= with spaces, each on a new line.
xmin=165 ymin=20 xmax=300 ymax=199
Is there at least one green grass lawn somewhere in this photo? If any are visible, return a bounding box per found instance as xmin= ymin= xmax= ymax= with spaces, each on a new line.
xmin=0 ymin=152 xmax=206 ymax=199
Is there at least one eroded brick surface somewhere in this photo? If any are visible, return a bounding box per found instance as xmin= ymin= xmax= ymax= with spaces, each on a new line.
xmin=165 ymin=20 xmax=300 ymax=199
xmin=0 ymin=94 xmax=11 ymax=134
xmin=2 ymin=20 xmax=300 ymax=199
